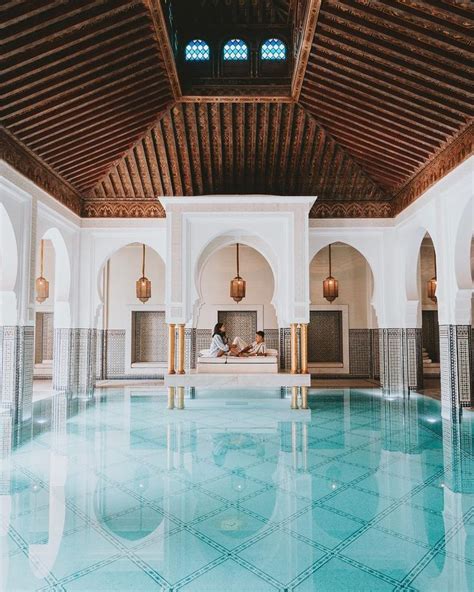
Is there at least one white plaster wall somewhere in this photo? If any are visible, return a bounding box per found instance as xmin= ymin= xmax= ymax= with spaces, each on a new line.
xmin=309 ymin=244 xmax=373 ymax=328
xmin=107 ymin=244 xmax=166 ymax=330
xmin=197 ymin=244 xmax=278 ymax=329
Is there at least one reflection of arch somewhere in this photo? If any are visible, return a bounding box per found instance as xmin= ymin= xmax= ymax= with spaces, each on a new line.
xmin=193 ymin=230 xmax=279 ymax=324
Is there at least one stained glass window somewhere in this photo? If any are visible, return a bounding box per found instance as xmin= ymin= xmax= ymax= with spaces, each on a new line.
xmin=223 ymin=39 xmax=248 ymax=61
xmin=185 ymin=39 xmax=210 ymax=61
xmin=261 ymin=38 xmax=286 ymax=60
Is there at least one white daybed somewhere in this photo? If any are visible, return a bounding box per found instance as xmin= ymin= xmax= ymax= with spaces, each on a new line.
xmin=197 ymin=349 xmax=279 ymax=374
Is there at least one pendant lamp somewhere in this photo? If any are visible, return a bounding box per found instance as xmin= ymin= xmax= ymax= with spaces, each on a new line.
xmin=35 ymin=239 xmax=49 ymax=303
xmin=230 ymin=243 xmax=246 ymax=303
xmin=136 ymin=244 xmax=152 ymax=303
xmin=323 ymin=243 xmax=339 ymax=303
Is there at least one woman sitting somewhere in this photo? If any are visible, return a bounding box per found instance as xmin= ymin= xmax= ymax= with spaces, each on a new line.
xmin=208 ymin=322 xmax=230 ymax=357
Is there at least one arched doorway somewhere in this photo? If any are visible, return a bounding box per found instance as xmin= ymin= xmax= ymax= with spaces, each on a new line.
xmin=96 ymin=242 xmax=166 ymax=380
xmin=309 ymin=242 xmax=378 ymax=382
xmin=417 ymin=233 xmax=441 ymax=393
xmin=194 ymin=242 xmax=278 ymax=357
xmin=0 ymin=203 xmax=18 ymax=325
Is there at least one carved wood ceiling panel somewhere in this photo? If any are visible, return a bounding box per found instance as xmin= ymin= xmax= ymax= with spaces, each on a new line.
xmin=83 ymin=101 xmax=386 ymax=215
xmin=299 ymin=0 xmax=473 ymax=191
xmin=1 ymin=0 xmax=174 ymax=192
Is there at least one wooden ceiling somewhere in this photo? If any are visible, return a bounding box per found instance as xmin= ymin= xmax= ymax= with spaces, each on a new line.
xmin=83 ymin=102 xmax=385 ymax=216
xmin=1 ymin=0 xmax=173 ymax=192
xmin=1 ymin=0 xmax=472 ymax=219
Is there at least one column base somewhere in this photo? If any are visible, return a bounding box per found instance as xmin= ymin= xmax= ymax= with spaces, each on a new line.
xmin=440 ymin=325 xmax=472 ymax=415
xmin=379 ymin=328 xmax=423 ymax=392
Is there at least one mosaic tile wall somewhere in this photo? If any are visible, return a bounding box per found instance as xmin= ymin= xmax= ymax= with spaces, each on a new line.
xmin=196 ymin=329 xmax=212 ymax=356
xmin=34 ymin=312 xmax=54 ymax=364
xmin=439 ymin=324 xmax=472 ymax=409
xmin=185 ymin=328 xmax=196 ymax=370
xmin=133 ymin=311 xmax=167 ymax=363
xmin=0 ymin=326 xmax=34 ymax=423
xmin=279 ymin=327 xmax=291 ymax=371
xmin=53 ymin=328 xmax=97 ymax=394
xmin=379 ymin=328 xmax=423 ymax=392
xmin=308 ymin=311 xmax=343 ymax=363
xmin=349 ymin=329 xmax=371 ymax=376
xmin=217 ymin=311 xmax=257 ymax=345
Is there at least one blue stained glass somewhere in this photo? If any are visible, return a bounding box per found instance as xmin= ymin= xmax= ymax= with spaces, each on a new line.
xmin=261 ymin=38 xmax=286 ymax=60
xmin=223 ymin=38 xmax=248 ymax=61
xmin=185 ymin=39 xmax=210 ymax=61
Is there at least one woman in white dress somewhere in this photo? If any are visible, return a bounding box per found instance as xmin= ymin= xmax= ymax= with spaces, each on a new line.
xmin=208 ymin=323 xmax=230 ymax=357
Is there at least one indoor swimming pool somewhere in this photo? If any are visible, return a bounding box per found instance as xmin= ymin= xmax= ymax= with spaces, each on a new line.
xmin=2 ymin=388 xmax=473 ymax=591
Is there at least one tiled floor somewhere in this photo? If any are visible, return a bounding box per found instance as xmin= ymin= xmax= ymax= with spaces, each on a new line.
xmin=3 ymin=387 xmax=473 ymax=591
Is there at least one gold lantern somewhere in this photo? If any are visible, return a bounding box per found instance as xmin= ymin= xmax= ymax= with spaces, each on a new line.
xmin=136 ymin=244 xmax=152 ymax=303
xmin=230 ymin=243 xmax=246 ymax=303
xmin=35 ymin=239 xmax=49 ymax=303
xmin=427 ymin=249 xmax=437 ymax=303
xmin=323 ymin=243 xmax=339 ymax=303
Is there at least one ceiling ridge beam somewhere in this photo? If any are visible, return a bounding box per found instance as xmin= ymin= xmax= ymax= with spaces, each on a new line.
xmin=291 ymin=0 xmax=321 ymax=101
xmin=143 ymin=0 xmax=181 ymax=101
xmin=0 ymin=126 xmax=81 ymax=214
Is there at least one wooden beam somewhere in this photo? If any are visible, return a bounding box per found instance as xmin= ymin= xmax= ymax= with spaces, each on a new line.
xmin=143 ymin=0 xmax=181 ymax=100
xmin=291 ymin=0 xmax=321 ymax=101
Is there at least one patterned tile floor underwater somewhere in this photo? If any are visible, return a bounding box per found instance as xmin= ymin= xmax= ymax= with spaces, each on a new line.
xmin=1 ymin=387 xmax=473 ymax=592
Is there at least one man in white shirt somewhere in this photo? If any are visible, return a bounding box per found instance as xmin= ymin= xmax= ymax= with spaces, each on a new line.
xmin=230 ymin=331 xmax=267 ymax=357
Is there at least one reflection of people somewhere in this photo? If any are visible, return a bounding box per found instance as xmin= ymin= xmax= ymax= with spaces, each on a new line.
xmin=230 ymin=331 xmax=267 ymax=357
xmin=209 ymin=322 xmax=230 ymax=357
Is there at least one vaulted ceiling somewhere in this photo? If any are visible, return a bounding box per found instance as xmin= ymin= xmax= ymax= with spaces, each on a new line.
xmin=1 ymin=0 xmax=472 ymax=219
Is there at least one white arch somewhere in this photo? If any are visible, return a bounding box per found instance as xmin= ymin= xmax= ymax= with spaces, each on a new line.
xmin=309 ymin=239 xmax=378 ymax=324
xmin=40 ymin=227 xmax=72 ymax=328
xmin=0 ymin=203 xmax=19 ymax=325
xmin=192 ymin=229 xmax=280 ymax=326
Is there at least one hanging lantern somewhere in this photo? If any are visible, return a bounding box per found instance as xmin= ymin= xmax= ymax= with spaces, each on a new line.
xmin=323 ymin=243 xmax=339 ymax=303
xmin=136 ymin=244 xmax=152 ymax=303
xmin=230 ymin=243 xmax=246 ymax=303
xmin=427 ymin=249 xmax=437 ymax=303
xmin=35 ymin=239 xmax=49 ymax=303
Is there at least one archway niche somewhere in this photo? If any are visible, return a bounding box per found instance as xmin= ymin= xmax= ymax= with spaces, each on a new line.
xmin=96 ymin=242 xmax=166 ymax=380
xmin=309 ymin=242 xmax=378 ymax=380
xmin=34 ymin=238 xmax=55 ymax=379
xmin=417 ymin=233 xmax=441 ymax=389
xmin=195 ymin=242 xmax=279 ymax=354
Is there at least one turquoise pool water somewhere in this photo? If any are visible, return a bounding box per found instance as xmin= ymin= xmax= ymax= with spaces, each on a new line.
xmin=2 ymin=388 xmax=473 ymax=591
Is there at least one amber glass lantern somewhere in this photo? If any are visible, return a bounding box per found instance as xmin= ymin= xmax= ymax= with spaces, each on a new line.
xmin=136 ymin=244 xmax=152 ymax=303
xmin=427 ymin=249 xmax=437 ymax=303
xmin=230 ymin=243 xmax=246 ymax=303
xmin=35 ymin=239 xmax=49 ymax=303
xmin=323 ymin=243 xmax=339 ymax=303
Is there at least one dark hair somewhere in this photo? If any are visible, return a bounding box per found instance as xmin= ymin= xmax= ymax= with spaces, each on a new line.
xmin=256 ymin=330 xmax=265 ymax=339
xmin=213 ymin=322 xmax=227 ymax=341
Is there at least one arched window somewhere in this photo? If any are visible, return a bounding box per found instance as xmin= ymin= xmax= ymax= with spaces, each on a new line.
xmin=223 ymin=39 xmax=248 ymax=61
xmin=185 ymin=39 xmax=210 ymax=61
xmin=261 ymin=38 xmax=286 ymax=60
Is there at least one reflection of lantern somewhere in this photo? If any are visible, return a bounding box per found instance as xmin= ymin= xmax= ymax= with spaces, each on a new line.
xmin=323 ymin=243 xmax=339 ymax=303
xmin=230 ymin=243 xmax=246 ymax=303
xmin=136 ymin=244 xmax=151 ymax=303
xmin=427 ymin=249 xmax=437 ymax=303
xmin=35 ymin=239 xmax=49 ymax=303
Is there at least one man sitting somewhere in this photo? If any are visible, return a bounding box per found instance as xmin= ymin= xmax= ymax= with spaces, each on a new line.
xmin=230 ymin=331 xmax=267 ymax=357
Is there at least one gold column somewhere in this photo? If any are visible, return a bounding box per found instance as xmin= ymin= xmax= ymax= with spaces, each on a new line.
xmin=300 ymin=386 xmax=308 ymax=410
xmin=177 ymin=324 xmax=185 ymax=374
xmin=300 ymin=323 xmax=308 ymax=374
xmin=177 ymin=386 xmax=185 ymax=410
xmin=168 ymin=323 xmax=176 ymax=375
xmin=290 ymin=386 xmax=299 ymax=409
xmin=290 ymin=323 xmax=298 ymax=374
xmin=167 ymin=386 xmax=175 ymax=410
